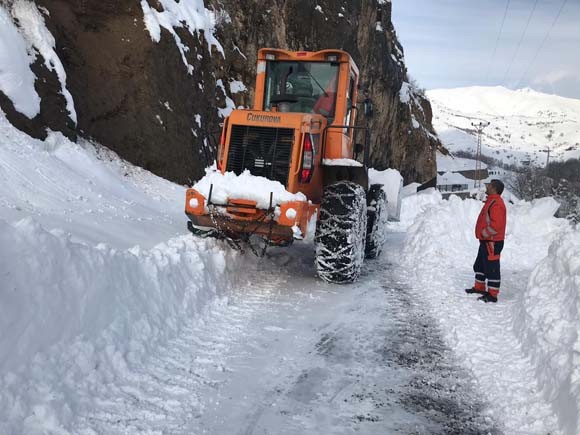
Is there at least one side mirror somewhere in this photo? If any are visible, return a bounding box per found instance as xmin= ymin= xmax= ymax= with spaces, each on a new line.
xmin=363 ymin=98 xmax=374 ymax=118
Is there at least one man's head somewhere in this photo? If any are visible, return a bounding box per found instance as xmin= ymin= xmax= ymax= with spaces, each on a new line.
xmin=485 ymin=179 xmax=504 ymax=195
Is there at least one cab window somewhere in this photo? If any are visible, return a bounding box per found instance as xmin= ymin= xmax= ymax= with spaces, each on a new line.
xmin=264 ymin=61 xmax=339 ymax=118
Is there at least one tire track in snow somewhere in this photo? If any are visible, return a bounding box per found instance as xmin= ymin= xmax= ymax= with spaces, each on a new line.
xmin=74 ymin=256 xmax=308 ymax=435
xmin=396 ymin=245 xmax=562 ymax=434
xmin=73 ymin=237 xmax=499 ymax=435
xmin=241 ymin=256 xmax=500 ymax=435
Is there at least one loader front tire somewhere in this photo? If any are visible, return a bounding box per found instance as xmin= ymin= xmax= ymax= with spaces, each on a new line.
xmin=365 ymin=184 xmax=388 ymax=259
xmin=315 ymin=181 xmax=367 ymax=283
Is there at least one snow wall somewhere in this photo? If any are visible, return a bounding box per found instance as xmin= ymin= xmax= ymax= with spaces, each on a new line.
xmin=399 ymin=190 xmax=579 ymax=435
xmin=515 ymin=230 xmax=580 ymax=435
xmin=0 ymin=110 xmax=256 ymax=434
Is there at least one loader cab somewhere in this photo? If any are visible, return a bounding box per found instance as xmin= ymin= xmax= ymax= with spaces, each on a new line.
xmin=254 ymin=49 xmax=360 ymax=134
xmin=214 ymin=49 xmax=366 ymax=204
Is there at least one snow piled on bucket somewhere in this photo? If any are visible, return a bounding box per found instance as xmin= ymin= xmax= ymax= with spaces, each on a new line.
xmin=399 ymin=190 xmax=577 ymax=434
xmin=193 ymin=166 xmax=306 ymax=209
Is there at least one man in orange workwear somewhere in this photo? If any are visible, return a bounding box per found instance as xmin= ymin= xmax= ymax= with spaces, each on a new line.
xmin=465 ymin=179 xmax=507 ymax=303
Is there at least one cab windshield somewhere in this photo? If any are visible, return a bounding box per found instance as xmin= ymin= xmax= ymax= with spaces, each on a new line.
xmin=263 ymin=61 xmax=339 ymax=118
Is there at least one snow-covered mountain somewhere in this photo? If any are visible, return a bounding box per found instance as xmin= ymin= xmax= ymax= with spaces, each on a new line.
xmin=428 ymin=86 xmax=580 ymax=167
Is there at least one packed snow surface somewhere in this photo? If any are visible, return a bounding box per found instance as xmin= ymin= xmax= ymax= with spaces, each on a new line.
xmin=192 ymin=167 xmax=307 ymax=209
xmin=428 ymin=86 xmax=580 ymax=165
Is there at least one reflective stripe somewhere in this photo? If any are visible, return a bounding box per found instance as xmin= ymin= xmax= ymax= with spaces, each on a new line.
xmin=485 ymin=200 xmax=496 ymax=226
xmin=482 ymin=228 xmax=490 ymax=238
xmin=486 ymin=226 xmax=498 ymax=235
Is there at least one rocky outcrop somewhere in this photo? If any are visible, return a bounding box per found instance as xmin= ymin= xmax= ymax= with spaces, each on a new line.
xmin=0 ymin=0 xmax=438 ymax=184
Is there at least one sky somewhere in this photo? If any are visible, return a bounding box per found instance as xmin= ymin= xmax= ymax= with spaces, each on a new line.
xmin=391 ymin=0 xmax=580 ymax=99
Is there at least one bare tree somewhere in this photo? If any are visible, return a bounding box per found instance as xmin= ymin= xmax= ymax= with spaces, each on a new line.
xmin=507 ymin=168 xmax=552 ymax=201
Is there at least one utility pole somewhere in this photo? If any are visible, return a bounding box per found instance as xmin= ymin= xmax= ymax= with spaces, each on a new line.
xmin=471 ymin=121 xmax=490 ymax=188
xmin=541 ymin=148 xmax=551 ymax=167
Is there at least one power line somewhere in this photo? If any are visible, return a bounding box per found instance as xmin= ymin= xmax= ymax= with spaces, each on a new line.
xmin=516 ymin=0 xmax=569 ymax=89
xmin=485 ymin=0 xmax=511 ymax=84
xmin=501 ymin=0 xmax=540 ymax=84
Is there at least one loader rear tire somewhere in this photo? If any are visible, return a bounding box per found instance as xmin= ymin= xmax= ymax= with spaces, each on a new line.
xmin=315 ymin=181 xmax=367 ymax=283
xmin=365 ymin=184 xmax=388 ymax=259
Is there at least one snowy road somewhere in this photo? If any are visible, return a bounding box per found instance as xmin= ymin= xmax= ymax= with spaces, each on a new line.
xmin=1 ymin=101 xmax=576 ymax=435
xmin=73 ymin=234 xmax=498 ymax=435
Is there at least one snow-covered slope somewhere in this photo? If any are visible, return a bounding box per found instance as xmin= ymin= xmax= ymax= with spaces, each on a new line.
xmin=0 ymin=108 xmax=250 ymax=403
xmin=428 ymin=86 xmax=580 ymax=166
xmin=0 ymin=116 xmax=182 ymax=249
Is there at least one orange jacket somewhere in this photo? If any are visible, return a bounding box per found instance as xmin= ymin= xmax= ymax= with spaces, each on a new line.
xmin=475 ymin=194 xmax=506 ymax=241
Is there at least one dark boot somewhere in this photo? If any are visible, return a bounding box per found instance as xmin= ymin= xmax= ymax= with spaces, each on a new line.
xmin=465 ymin=287 xmax=485 ymax=294
xmin=478 ymin=292 xmax=498 ymax=303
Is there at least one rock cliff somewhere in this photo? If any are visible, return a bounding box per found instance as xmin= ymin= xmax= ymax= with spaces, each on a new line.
xmin=0 ymin=0 xmax=438 ymax=184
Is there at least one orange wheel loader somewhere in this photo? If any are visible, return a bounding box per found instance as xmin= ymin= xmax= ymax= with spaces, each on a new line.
xmin=185 ymin=49 xmax=388 ymax=283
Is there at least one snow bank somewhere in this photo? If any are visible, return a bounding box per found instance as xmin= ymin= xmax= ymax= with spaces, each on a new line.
xmin=0 ymin=217 xmax=240 ymax=373
xmin=402 ymin=194 xmax=568 ymax=280
xmin=504 ymin=197 xmax=564 ymax=269
xmin=193 ymin=167 xmax=306 ymax=209
xmin=0 ymin=109 xmax=253 ymax=433
xmin=389 ymin=188 xmax=442 ymax=231
xmin=399 ymin=191 xmax=574 ymax=434
xmin=0 ymin=5 xmax=40 ymax=118
xmin=515 ymin=229 xmax=580 ymax=435
xmin=0 ymin=216 xmax=249 ymax=434
xmin=0 ymin=114 xmax=182 ymax=249
xmin=369 ymin=168 xmax=403 ymax=221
